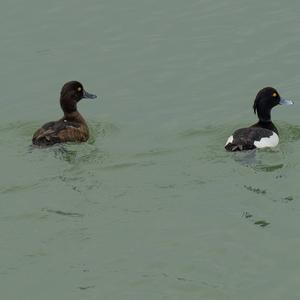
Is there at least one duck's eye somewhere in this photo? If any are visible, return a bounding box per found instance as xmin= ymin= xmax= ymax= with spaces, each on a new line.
xmin=272 ymin=92 xmax=277 ymax=97
xmin=77 ymin=87 xmax=82 ymax=91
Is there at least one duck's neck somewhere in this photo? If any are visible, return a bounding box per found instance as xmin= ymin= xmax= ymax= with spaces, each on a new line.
xmin=63 ymin=111 xmax=87 ymax=124
xmin=251 ymin=120 xmax=278 ymax=135
xmin=257 ymin=108 xmax=271 ymax=123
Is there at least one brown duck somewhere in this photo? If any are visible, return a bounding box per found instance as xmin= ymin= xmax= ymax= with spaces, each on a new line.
xmin=32 ymin=81 xmax=97 ymax=146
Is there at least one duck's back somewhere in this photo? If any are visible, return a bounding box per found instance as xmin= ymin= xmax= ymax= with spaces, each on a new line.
xmin=225 ymin=127 xmax=278 ymax=151
xmin=32 ymin=113 xmax=89 ymax=146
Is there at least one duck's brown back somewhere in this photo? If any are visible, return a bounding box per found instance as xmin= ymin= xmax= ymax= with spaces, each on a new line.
xmin=32 ymin=112 xmax=89 ymax=146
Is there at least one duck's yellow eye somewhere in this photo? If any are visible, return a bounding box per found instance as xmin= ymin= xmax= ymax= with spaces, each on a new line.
xmin=272 ymin=92 xmax=277 ymax=97
xmin=78 ymin=87 xmax=82 ymax=91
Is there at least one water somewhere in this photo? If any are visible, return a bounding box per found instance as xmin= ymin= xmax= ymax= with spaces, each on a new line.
xmin=1 ymin=0 xmax=300 ymax=299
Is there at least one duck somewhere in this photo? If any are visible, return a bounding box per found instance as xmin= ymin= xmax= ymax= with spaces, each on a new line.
xmin=32 ymin=81 xmax=97 ymax=146
xmin=225 ymin=87 xmax=293 ymax=151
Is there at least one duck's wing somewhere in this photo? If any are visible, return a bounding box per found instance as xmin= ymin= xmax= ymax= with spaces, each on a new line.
xmin=225 ymin=127 xmax=276 ymax=151
xmin=32 ymin=120 xmax=88 ymax=146
xmin=32 ymin=121 xmax=57 ymax=145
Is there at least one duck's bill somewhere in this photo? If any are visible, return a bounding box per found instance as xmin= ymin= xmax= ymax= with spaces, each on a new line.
xmin=83 ymin=90 xmax=97 ymax=99
xmin=279 ymin=98 xmax=293 ymax=105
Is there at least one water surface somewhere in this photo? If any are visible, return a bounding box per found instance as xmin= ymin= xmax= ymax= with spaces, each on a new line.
xmin=1 ymin=0 xmax=300 ymax=299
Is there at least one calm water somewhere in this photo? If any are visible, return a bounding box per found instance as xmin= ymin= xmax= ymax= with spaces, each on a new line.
xmin=1 ymin=0 xmax=300 ymax=299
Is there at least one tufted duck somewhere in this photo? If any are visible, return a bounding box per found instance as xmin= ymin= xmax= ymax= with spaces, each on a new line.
xmin=225 ymin=87 xmax=293 ymax=151
xmin=32 ymin=81 xmax=97 ymax=146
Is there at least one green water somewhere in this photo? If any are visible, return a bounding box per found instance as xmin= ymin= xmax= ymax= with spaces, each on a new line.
xmin=1 ymin=0 xmax=300 ymax=299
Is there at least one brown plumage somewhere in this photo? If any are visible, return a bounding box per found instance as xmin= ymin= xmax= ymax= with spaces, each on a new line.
xmin=32 ymin=81 xmax=97 ymax=146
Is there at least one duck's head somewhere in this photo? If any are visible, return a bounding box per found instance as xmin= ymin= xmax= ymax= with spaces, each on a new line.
xmin=60 ymin=81 xmax=97 ymax=113
xmin=253 ymin=87 xmax=293 ymax=122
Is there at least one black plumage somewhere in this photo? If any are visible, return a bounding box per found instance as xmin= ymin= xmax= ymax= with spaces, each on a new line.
xmin=225 ymin=87 xmax=293 ymax=152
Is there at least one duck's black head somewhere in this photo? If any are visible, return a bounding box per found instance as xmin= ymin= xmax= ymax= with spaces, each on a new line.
xmin=60 ymin=81 xmax=97 ymax=113
xmin=253 ymin=87 xmax=293 ymax=122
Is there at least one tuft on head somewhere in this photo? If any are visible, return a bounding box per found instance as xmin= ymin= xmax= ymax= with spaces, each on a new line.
xmin=253 ymin=86 xmax=279 ymax=115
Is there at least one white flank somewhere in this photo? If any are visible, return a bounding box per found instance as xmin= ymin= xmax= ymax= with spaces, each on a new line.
xmin=254 ymin=132 xmax=279 ymax=148
xmin=225 ymin=135 xmax=233 ymax=146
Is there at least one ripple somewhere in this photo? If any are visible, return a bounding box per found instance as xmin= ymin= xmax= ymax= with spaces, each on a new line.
xmin=242 ymin=212 xmax=270 ymax=228
xmin=178 ymin=125 xmax=225 ymax=139
xmin=0 ymin=121 xmax=38 ymax=135
xmin=278 ymin=122 xmax=300 ymax=143
xmin=231 ymin=149 xmax=258 ymax=165
xmin=254 ymin=220 xmax=270 ymax=228
xmin=29 ymin=142 xmax=109 ymax=167
xmin=42 ymin=208 xmax=84 ymax=217
xmin=0 ymin=182 xmax=40 ymax=194
xmin=243 ymin=185 xmax=266 ymax=195
xmin=101 ymin=162 xmax=139 ymax=170
xmin=89 ymin=120 xmax=120 ymax=142
xmin=0 ymin=175 xmax=59 ymax=195
xmin=134 ymin=148 xmax=174 ymax=158
xmin=56 ymin=144 xmax=108 ymax=165
xmin=254 ymin=163 xmax=284 ymax=172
